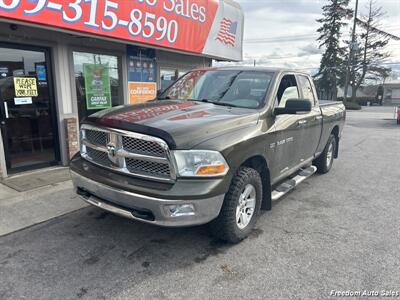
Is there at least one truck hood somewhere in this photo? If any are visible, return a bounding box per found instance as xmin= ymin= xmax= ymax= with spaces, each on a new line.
xmin=84 ymin=100 xmax=260 ymax=149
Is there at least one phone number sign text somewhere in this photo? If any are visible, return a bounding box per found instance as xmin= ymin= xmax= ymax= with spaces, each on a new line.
xmin=0 ymin=0 xmax=218 ymax=54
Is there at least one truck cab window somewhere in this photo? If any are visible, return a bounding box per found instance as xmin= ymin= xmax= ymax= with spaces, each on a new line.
xmin=276 ymin=75 xmax=300 ymax=108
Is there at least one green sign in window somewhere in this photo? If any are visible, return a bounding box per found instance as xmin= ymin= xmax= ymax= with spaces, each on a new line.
xmin=83 ymin=63 xmax=112 ymax=110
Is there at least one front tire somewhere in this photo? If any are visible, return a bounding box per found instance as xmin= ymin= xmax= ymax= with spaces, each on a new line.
xmin=209 ymin=167 xmax=262 ymax=243
xmin=314 ymin=134 xmax=337 ymax=174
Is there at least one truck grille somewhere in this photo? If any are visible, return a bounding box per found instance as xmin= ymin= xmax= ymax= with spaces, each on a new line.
xmin=80 ymin=125 xmax=175 ymax=182
xmin=86 ymin=129 xmax=109 ymax=146
xmin=125 ymin=158 xmax=171 ymax=178
xmin=121 ymin=136 xmax=166 ymax=157
xmin=86 ymin=148 xmax=111 ymax=167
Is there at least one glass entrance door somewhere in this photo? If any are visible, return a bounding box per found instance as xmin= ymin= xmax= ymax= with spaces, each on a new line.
xmin=0 ymin=44 xmax=59 ymax=173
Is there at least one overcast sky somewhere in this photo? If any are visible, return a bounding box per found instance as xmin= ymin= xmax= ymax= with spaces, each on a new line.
xmin=217 ymin=0 xmax=400 ymax=78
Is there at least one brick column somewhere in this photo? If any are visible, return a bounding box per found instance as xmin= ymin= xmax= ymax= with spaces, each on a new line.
xmin=65 ymin=118 xmax=79 ymax=160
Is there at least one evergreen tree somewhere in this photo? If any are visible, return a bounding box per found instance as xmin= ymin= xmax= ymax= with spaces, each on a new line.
xmin=315 ymin=0 xmax=352 ymax=100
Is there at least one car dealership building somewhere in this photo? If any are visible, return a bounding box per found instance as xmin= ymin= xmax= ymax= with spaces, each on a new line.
xmin=0 ymin=0 xmax=243 ymax=178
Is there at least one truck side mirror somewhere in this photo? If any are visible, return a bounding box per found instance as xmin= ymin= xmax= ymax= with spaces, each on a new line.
xmin=274 ymin=99 xmax=312 ymax=115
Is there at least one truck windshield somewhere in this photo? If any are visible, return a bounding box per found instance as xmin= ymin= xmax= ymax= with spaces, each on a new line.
xmin=159 ymin=70 xmax=274 ymax=109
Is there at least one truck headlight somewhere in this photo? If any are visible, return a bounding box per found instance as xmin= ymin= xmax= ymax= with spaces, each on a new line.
xmin=173 ymin=150 xmax=229 ymax=177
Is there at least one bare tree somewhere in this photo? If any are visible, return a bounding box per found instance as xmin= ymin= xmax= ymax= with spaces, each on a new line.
xmin=347 ymin=0 xmax=393 ymax=101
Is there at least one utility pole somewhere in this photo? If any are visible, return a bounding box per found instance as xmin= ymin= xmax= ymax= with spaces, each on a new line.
xmin=343 ymin=0 xmax=359 ymax=103
xmin=254 ymin=59 xmax=256 ymax=67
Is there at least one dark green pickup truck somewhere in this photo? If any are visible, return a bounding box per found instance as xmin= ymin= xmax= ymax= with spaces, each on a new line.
xmin=70 ymin=67 xmax=345 ymax=243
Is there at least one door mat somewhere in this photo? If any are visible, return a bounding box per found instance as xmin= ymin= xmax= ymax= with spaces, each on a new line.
xmin=1 ymin=167 xmax=71 ymax=192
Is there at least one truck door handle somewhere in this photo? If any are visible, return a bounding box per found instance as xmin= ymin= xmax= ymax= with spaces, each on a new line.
xmin=314 ymin=116 xmax=323 ymax=121
xmin=298 ymin=120 xmax=308 ymax=126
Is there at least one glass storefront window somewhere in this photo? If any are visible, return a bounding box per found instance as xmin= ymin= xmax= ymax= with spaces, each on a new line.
xmin=73 ymin=51 xmax=122 ymax=121
xmin=178 ymin=70 xmax=188 ymax=78
xmin=160 ymin=68 xmax=191 ymax=92
xmin=160 ymin=69 xmax=177 ymax=91
xmin=0 ymin=45 xmax=58 ymax=172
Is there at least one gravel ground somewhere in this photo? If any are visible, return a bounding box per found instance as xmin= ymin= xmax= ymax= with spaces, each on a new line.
xmin=0 ymin=106 xmax=399 ymax=300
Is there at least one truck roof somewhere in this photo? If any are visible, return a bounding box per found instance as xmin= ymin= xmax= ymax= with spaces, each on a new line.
xmin=192 ymin=66 xmax=310 ymax=76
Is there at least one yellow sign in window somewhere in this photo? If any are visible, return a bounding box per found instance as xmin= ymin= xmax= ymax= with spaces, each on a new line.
xmin=13 ymin=77 xmax=38 ymax=97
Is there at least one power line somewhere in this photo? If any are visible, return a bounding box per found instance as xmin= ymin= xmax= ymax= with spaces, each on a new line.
xmin=248 ymin=52 xmax=400 ymax=61
xmin=245 ymin=34 xmax=318 ymax=42
xmin=244 ymin=26 xmax=400 ymax=44
xmin=254 ymin=53 xmax=321 ymax=60
xmin=245 ymin=37 xmax=400 ymax=44
xmin=270 ymin=61 xmax=400 ymax=70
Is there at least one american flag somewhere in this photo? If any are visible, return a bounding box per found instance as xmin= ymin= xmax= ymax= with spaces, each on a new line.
xmin=216 ymin=18 xmax=238 ymax=47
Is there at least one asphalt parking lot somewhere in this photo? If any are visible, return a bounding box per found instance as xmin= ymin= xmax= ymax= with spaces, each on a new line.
xmin=0 ymin=106 xmax=399 ymax=300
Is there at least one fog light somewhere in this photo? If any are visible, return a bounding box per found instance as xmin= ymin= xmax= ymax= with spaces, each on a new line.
xmin=165 ymin=204 xmax=195 ymax=217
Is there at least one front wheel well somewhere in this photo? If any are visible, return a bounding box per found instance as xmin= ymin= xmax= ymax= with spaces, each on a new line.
xmin=241 ymin=156 xmax=271 ymax=211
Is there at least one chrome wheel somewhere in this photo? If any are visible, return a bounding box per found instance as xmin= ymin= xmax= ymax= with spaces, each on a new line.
xmin=236 ymin=184 xmax=256 ymax=230
xmin=326 ymin=142 xmax=334 ymax=169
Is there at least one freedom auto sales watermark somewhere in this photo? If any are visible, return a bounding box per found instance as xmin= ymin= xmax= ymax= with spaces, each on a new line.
xmin=330 ymin=290 xmax=400 ymax=297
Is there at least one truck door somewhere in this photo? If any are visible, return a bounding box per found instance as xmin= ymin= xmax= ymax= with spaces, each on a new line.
xmin=270 ymin=74 xmax=305 ymax=179
xmin=296 ymin=75 xmax=323 ymax=162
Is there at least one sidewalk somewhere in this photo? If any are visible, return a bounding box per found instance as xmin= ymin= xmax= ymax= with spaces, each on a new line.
xmin=0 ymin=168 xmax=87 ymax=236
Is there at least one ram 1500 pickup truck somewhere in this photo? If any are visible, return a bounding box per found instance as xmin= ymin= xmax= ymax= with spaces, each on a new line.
xmin=70 ymin=67 xmax=345 ymax=243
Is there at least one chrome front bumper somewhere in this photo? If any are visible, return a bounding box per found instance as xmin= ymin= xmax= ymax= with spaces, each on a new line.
xmin=70 ymin=171 xmax=225 ymax=227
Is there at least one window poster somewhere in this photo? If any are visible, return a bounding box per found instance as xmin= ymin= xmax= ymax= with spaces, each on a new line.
xmin=127 ymin=46 xmax=157 ymax=105
xmin=35 ymin=64 xmax=47 ymax=81
xmin=13 ymin=77 xmax=38 ymax=97
xmin=83 ymin=63 xmax=112 ymax=110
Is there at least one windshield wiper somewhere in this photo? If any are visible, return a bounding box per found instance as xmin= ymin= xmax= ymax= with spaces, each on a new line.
xmin=217 ymin=71 xmax=243 ymax=99
xmin=186 ymin=98 xmax=212 ymax=104
xmin=209 ymin=101 xmax=240 ymax=108
xmin=189 ymin=98 xmax=240 ymax=108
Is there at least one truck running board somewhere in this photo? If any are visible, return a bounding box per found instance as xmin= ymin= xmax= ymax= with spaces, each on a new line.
xmin=271 ymin=166 xmax=317 ymax=201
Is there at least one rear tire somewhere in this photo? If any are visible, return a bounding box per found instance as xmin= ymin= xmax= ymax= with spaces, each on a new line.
xmin=314 ymin=134 xmax=337 ymax=174
xmin=209 ymin=167 xmax=262 ymax=244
